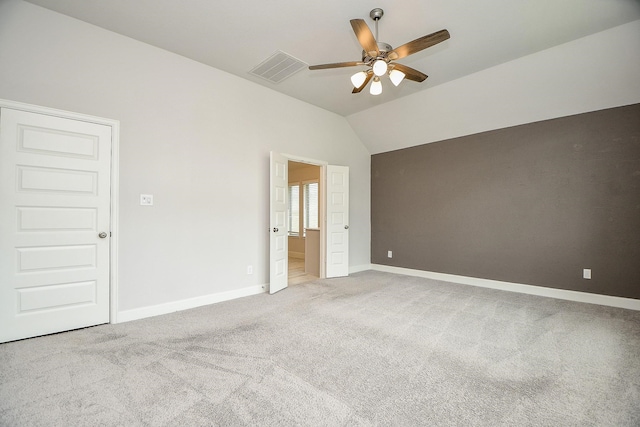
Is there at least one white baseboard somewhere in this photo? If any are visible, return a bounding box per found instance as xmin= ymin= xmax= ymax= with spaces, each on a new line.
xmin=288 ymin=251 xmax=305 ymax=259
xmin=350 ymin=264 xmax=373 ymax=274
xmin=371 ymin=264 xmax=640 ymax=311
xmin=116 ymin=284 xmax=267 ymax=323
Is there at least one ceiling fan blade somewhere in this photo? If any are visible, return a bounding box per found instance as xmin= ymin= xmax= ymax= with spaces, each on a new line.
xmin=352 ymin=72 xmax=373 ymax=94
xmin=350 ymin=19 xmax=379 ymax=57
xmin=309 ymin=61 xmax=364 ymax=70
xmin=391 ymin=63 xmax=428 ymax=82
xmin=388 ymin=29 xmax=450 ymax=60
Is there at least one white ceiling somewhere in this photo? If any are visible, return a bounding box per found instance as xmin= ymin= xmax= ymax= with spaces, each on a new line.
xmin=23 ymin=0 xmax=640 ymax=117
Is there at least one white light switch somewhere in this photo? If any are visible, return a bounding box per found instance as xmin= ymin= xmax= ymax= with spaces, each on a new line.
xmin=140 ymin=194 xmax=153 ymax=206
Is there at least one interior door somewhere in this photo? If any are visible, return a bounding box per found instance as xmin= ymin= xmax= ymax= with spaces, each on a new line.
xmin=269 ymin=152 xmax=288 ymax=294
xmin=0 ymin=108 xmax=112 ymax=343
xmin=326 ymin=165 xmax=349 ymax=278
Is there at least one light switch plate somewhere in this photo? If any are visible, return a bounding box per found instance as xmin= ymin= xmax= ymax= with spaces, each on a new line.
xmin=140 ymin=194 xmax=153 ymax=206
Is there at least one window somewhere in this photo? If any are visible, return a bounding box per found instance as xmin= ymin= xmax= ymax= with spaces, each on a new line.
xmin=288 ymin=184 xmax=299 ymax=236
xmin=304 ymin=182 xmax=319 ymax=232
xmin=288 ymin=180 xmax=319 ymax=238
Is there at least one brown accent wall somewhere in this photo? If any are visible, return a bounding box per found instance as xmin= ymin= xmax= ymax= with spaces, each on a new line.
xmin=371 ymin=104 xmax=640 ymax=299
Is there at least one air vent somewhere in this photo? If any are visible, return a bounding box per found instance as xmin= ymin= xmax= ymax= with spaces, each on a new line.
xmin=249 ymin=51 xmax=307 ymax=84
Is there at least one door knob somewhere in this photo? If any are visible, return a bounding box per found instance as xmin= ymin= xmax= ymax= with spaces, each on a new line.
xmin=273 ymin=227 xmax=279 ymax=232
xmin=98 ymin=232 xmax=108 ymax=238
xmin=344 ymin=225 xmax=349 ymax=230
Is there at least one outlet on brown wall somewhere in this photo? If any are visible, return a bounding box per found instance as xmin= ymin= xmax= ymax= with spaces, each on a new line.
xmin=371 ymin=103 xmax=640 ymax=299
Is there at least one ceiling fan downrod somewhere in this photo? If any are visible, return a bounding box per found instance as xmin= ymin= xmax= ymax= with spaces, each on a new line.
xmin=370 ymin=8 xmax=384 ymax=41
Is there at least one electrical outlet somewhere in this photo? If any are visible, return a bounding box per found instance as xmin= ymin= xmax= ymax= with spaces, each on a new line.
xmin=388 ymin=250 xmax=393 ymax=258
xmin=140 ymin=194 xmax=153 ymax=206
xmin=583 ymin=268 xmax=591 ymax=279
xmin=247 ymin=265 xmax=253 ymax=275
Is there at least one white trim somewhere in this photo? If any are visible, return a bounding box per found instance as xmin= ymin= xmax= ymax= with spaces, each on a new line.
xmin=117 ymin=284 xmax=267 ymax=323
xmin=0 ymin=99 xmax=121 ymax=323
xmin=371 ymin=264 xmax=640 ymax=311
xmin=109 ymin=121 xmax=120 ymax=323
xmin=281 ymin=153 xmax=328 ymax=166
xmin=350 ymin=264 xmax=372 ymax=274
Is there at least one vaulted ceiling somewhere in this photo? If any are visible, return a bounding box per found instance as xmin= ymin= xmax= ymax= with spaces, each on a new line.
xmin=24 ymin=0 xmax=640 ymax=118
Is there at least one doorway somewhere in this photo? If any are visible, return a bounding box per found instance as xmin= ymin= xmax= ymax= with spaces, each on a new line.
xmin=288 ymin=161 xmax=321 ymax=285
xmin=269 ymin=152 xmax=350 ymax=294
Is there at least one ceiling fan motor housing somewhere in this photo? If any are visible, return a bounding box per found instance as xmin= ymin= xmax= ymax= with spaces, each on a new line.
xmin=362 ymin=42 xmax=393 ymax=63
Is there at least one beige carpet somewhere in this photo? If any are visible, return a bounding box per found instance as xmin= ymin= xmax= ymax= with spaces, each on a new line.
xmin=1 ymin=271 xmax=639 ymax=426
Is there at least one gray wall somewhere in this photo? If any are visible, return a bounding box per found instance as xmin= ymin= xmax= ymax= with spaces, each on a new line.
xmin=371 ymin=103 xmax=640 ymax=299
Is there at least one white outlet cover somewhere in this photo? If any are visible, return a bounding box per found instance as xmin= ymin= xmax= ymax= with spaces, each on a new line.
xmin=388 ymin=251 xmax=393 ymax=258
xmin=583 ymin=268 xmax=591 ymax=279
xmin=140 ymin=194 xmax=153 ymax=206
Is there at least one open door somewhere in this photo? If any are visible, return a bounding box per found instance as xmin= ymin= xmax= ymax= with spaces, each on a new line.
xmin=326 ymin=165 xmax=349 ymax=278
xmin=269 ymin=152 xmax=288 ymax=293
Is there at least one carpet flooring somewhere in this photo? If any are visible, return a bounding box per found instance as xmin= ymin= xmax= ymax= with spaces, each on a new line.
xmin=1 ymin=271 xmax=639 ymax=426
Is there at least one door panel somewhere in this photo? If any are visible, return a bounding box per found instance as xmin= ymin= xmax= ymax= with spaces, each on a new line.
xmin=269 ymin=152 xmax=288 ymax=294
xmin=18 ymin=280 xmax=97 ymax=313
xmin=18 ymin=165 xmax=98 ymax=194
xmin=326 ymin=165 xmax=349 ymax=278
xmin=0 ymin=108 xmax=111 ymax=343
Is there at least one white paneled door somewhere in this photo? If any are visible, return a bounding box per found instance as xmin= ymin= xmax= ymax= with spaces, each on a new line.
xmin=0 ymin=108 xmax=112 ymax=343
xmin=269 ymin=152 xmax=288 ymax=294
xmin=326 ymin=165 xmax=349 ymax=278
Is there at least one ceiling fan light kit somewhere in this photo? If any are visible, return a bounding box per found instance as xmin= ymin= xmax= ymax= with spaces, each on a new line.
xmin=370 ymin=77 xmax=383 ymax=95
xmin=372 ymin=59 xmax=388 ymax=76
xmin=309 ymin=8 xmax=450 ymax=96
xmin=351 ymin=71 xmax=368 ymax=88
xmin=389 ymin=69 xmax=406 ymax=86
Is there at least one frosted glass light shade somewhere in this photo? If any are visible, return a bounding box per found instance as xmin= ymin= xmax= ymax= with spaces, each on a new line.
xmin=389 ymin=69 xmax=406 ymax=86
xmin=370 ymin=77 xmax=382 ymax=95
xmin=372 ymin=60 xmax=388 ymax=77
xmin=350 ymin=71 xmax=367 ymax=88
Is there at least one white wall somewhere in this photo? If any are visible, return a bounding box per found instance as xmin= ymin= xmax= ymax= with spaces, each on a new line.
xmin=348 ymin=20 xmax=640 ymax=154
xmin=0 ymin=0 xmax=371 ymax=315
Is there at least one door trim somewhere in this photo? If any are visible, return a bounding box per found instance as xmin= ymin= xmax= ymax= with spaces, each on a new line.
xmin=0 ymin=99 xmax=120 ymax=324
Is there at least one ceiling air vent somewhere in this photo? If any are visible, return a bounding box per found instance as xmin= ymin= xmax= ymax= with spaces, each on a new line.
xmin=249 ymin=51 xmax=307 ymax=84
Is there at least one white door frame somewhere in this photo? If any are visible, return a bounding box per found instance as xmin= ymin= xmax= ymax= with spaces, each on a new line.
xmin=0 ymin=99 xmax=120 ymax=323
xmin=282 ymin=153 xmax=328 ymax=278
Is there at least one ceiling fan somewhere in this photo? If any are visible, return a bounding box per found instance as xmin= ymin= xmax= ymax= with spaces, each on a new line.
xmin=309 ymin=8 xmax=450 ymax=95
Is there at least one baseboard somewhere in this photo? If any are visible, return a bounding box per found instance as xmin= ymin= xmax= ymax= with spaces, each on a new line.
xmin=288 ymin=251 xmax=305 ymax=259
xmin=350 ymin=264 xmax=373 ymax=274
xmin=116 ymin=284 xmax=267 ymax=323
xmin=371 ymin=264 xmax=640 ymax=311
